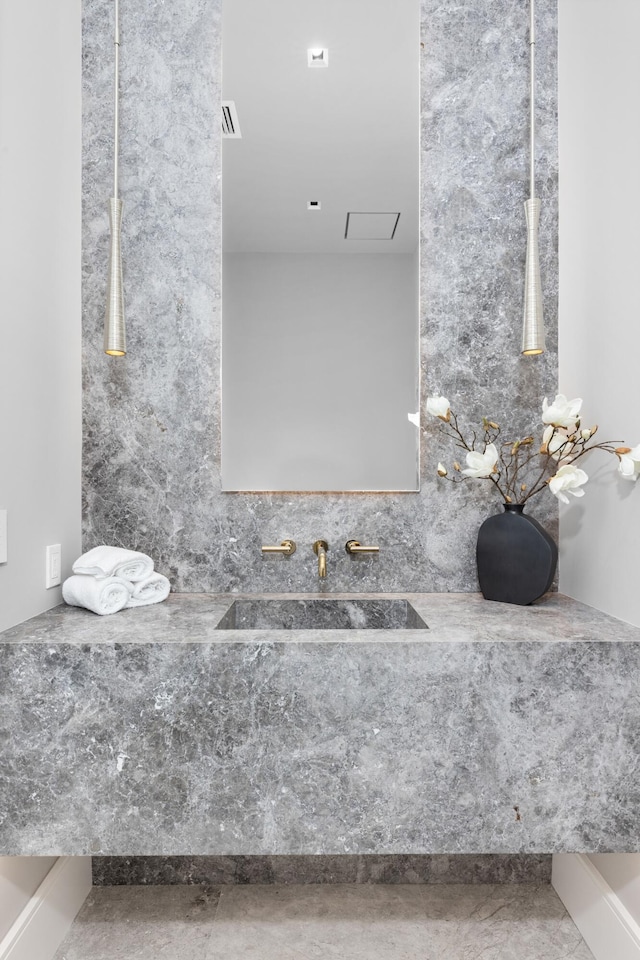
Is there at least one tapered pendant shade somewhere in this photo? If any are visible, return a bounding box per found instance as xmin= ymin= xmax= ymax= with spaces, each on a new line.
xmin=104 ymin=197 xmax=126 ymax=356
xmin=521 ymin=0 xmax=544 ymax=357
xmin=522 ymin=198 xmax=544 ymax=355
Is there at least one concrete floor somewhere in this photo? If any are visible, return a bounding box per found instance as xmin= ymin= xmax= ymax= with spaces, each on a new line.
xmin=53 ymin=883 xmax=594 ymax=960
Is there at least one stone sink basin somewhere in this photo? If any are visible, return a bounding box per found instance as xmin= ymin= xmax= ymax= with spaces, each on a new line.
xmin=215 ymin=597 xmax=428 ymax=630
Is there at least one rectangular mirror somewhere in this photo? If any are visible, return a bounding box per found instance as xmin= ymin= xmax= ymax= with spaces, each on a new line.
xmin=221 ymin=0 xmax=420 ymax=492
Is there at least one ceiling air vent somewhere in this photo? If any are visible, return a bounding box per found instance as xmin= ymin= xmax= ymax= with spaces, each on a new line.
xmin=344 ymin=212 xmax=400 ymax=240
xmin=222 ymin=101 xmax=242 ymax=139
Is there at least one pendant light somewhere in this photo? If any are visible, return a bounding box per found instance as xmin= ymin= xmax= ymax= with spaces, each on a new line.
xmin=521 ymin=0 xmax=544 ymax=357
xmin=104 ymin=0 xmax=126 ymax=357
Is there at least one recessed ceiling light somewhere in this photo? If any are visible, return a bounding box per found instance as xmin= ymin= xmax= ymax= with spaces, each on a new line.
xmin=307 ymin=200 xmax=321 ymax=210
xmin=307 ymin=48 xmax=328 ymax=68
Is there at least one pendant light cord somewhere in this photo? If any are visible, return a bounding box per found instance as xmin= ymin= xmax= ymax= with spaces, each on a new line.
xmin=529 ymin=0 xmax=535 ymax=200
xmin=103 ymin=0 xmax=126 ymax=356
xmin=113 ymin=0 xmax=120 ymax=200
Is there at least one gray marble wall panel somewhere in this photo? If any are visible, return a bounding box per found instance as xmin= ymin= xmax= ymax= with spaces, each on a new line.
xmin=2 ymin=626 xmax=638 ymax=855
xmin=82 ymin=0 xmax=558 ymax=591
xmin=92 ymin=854 xmax=552 ymax=885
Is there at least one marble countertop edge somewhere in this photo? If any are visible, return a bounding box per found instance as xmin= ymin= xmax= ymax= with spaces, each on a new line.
xmin=2 ymin=591 xmax=639 ymax=645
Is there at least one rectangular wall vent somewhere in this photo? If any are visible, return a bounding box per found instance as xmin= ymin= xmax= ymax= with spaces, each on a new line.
xmin=222 ymin=101 xmax=242 ymax=138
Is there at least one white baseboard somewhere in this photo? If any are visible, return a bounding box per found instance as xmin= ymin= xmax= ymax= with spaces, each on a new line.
xmin=0 ymin=857 xmax=91 ymax=960
xmin=552 ymin=853 xmax=640 ymax=960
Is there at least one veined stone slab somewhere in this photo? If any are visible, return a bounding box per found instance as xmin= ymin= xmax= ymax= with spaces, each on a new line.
xmin=1 ymin=594 xmax=639 ymax=856
xmin=92 ymin=853 xmax=552 ymax=886
xmin=81 ymin=0 xmax=559 ymax=594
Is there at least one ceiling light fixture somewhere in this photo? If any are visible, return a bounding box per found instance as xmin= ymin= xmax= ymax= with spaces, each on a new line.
xmin=104 ymin=0 xmax=126 ymax=357
xmin=521 ymin=0 xmax=544 ymax=357
xmin=307 ymin=48 xmax=328 ymax=68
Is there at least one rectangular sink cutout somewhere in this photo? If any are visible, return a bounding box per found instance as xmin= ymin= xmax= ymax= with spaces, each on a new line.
xmin=215 ymin=598 xmax=428 ymax=630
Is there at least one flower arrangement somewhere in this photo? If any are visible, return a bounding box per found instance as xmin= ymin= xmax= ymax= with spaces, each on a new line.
xmin=426 ymin=393 xmax=640 ymax=506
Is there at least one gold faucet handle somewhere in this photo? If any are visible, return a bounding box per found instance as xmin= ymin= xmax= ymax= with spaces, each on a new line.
xmin=345 ymin=540 xmax=379 ymax=555
xmin=261 ymin=539 xmax=296 ymax=556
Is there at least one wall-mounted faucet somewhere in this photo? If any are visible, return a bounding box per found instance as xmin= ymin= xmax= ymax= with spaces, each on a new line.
xmin=261 ymin=539 xmax=296 ymax=556
xmin=345 ymin=540 xmax=379 ymax=555
xmin=312 ymin=540 xmax=329 ymax=579
xmin=261 ymin=537 xmax=377 ymax=575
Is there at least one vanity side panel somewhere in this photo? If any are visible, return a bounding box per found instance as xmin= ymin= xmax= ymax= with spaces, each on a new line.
xmin=0 ymin=640 xmax=637 ymax=856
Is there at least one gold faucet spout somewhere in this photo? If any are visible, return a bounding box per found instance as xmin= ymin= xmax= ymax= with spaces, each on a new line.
xmin=312 ymin=540 xmax=329 ymax=579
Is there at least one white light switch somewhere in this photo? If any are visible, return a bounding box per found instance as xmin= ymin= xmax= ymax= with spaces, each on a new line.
xmin=0 ymin=510 xmax=6 ymax=564
xmin=46 ymin=543 xmax=61 ymax=588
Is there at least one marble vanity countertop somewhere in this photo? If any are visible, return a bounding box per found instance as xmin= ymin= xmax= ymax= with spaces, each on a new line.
xmin=1 ymin=593 xmax=639 ymax=858
xmin=2 ymin=590 xmax=640 ymax=645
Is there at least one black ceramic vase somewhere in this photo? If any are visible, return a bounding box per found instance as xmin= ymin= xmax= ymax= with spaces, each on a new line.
xmin=476 ymin=503 xmax=558 ymax=606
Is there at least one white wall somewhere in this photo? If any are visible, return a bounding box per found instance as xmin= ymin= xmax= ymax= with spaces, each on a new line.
xmin=0 ymin=4 xmax=84 ymax=942
xmin=0 ymin=858 xmax=92 ymax=960
xmin=559 ymin=0 xmax=640 ymax=934
xmin=0 ymin=0 xmax=82 ymax=631
xmin=0 ymin=859 xmax=56 ymax=943
xmin=558 ymin=0 xmax=640 ymax=628
xmin=588 ymin=855 xmax=640 ymax=920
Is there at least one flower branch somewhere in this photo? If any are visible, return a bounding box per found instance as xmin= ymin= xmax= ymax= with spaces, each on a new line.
xmin=427 ymin=393 xmax=639 ymax=506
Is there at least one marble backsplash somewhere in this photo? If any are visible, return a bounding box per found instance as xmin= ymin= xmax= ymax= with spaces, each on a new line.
xmin=93 ymin=855 xmax=552 ymax=886
xmin=82 ymin=0 xmax=558 ymax=592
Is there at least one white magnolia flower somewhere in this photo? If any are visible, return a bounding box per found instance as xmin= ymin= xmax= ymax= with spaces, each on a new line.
xmin=542 ymin=425 xmax=572 ymax=461
xmin=462 ymin=443 xmax=498 ymax=479
xmin=426 ymin=395 xmax=451 ymax=422
xmin=618 ymin=444 xmax=640 ymax=482
xmin=542 ymin=393 xmax=583 ymax=428
xmin=549 ymin=464 xmax=588 ymax=503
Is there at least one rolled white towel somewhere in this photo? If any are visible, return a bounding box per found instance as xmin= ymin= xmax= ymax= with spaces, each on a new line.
xmin=62 ymin=575 xmax=133 ymax=616
xmin=73 ymin=545 xmax=154 ymax=582
xmin=125 ymin=572 xmax=171 ymax=608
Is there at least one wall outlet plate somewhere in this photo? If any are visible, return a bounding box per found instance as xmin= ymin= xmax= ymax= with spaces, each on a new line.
xmin=46 ymin=543 xmax=61 ymax=588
